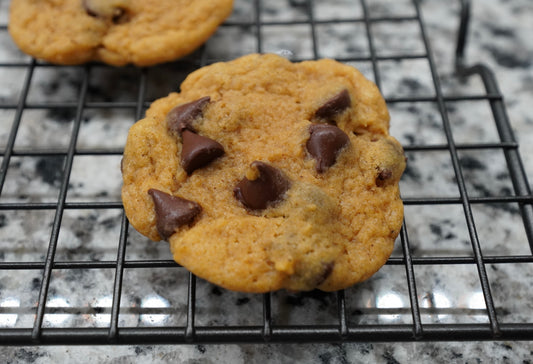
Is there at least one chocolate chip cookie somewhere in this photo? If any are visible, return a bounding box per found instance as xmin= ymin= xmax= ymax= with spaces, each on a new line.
xmin=8 ymin=0 xmax=233 ymax=66
xmin=121 ymin=54 xmax=406 ymax=292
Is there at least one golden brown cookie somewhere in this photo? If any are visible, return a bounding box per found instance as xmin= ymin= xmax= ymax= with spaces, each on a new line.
xmin=121 ymin=54 xmax=406 ymax=292
xmin=8 ymin=0 xmax=233 ymax=66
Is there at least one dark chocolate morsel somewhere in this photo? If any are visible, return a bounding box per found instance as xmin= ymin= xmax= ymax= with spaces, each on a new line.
xmin=234 ymin=161 xmax=290 ymax=211
xmin=315 ymin=262 xmax=335 ymax=286
xmin=306 ymin=124 xmax=350 ymax=173
xmin=314 ymin=89 xmax=351 ymax=120
xmin=167 ymin=96 xmax=211 ymax=135
xmin=181 ymin=130 xmax=225 ymax=174
xmin=83 ymin=0 xmax=99 ymax=17
xmin=82 ymin=0 xmax=127 ymax=23
xmin=148 ymin=189 xmax=202 ymax=240
xmin=376 ymin=168 xmax=393 ymax=187
xmin=111 ymin=8 xmax=128 ymax=24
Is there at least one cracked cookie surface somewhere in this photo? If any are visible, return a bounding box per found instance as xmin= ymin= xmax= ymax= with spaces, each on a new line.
xmin=8 ymin=0 xmax=233 ymax=66
xmin=121 ymin=54 xmax=406 ymax=292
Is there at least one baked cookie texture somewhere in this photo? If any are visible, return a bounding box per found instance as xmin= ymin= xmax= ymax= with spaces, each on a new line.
xmin=8 ymin=0 xmax=233 ymax=66
xmin=122 ymin=54 xmax=406 ymax=292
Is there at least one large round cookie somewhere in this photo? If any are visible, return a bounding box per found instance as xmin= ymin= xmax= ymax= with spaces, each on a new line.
xmin=8 ymin=0 xmax=233 ymax=66
xmin=122 ymin=54 xmax=406 ymax=292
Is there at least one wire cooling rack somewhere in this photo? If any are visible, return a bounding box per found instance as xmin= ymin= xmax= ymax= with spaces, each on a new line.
xmin=0 ymin=0 xmax=532 ymax=345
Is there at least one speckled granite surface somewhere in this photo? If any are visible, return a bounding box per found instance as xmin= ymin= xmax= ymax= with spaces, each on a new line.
xmin=0 ymin=0 xmax=532 ymax=362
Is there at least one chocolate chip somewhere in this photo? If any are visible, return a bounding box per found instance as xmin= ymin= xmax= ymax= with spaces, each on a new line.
xmin=306 ymin=124 xmax=350 ymax=173
xmin=148 ymin=189 xmax=202 ymax=240
xmin=314 ymin=89 xmax=351 ymax=120
xmin=376 ymin=168 xmax=393 ymax=187
xmin=83 ymin=0 xmax=128 ymax=23
xmin=111 ymin=9 xmax=128 ymax=24
xmin=167 ymin=97 xmax=211 ymax=135
xmin=315 ymin=262 xmax=334 ymax=286
xmin=83 ymin=1 xmax=99 ymax=17
xmin=234 ymin=161 xmax=291 ymax=211
xmin=181 ymin=130 xmax=225 ymax=174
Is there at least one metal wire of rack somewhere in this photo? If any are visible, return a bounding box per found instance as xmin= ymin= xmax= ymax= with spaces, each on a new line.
xmin=0 ymin=0 xmax=532 ymax=345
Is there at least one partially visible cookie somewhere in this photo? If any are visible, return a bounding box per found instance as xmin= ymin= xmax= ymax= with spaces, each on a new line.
xmin=121 ymin=54 xmax=406 ymax=292
xmin=8 ymin=0 xmax=233 ymax=66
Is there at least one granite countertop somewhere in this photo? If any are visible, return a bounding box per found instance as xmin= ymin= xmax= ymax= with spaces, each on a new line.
xmin=0 ymin=0 xmax=532 ymax=362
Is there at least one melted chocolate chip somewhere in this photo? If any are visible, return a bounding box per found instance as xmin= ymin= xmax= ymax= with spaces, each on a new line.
xmin=181 ymin=130 xmax=225 ymax=175
xmin=83 ymin=0 xmax=128 ymax=23
xmin=315 ymin=262 xmax=334 ymax=286
xmin=83 ymin=1 xmax=99 ymax=17
xmin=314 ymin=89 xmax=351 ymax=120
xmin=148 ymin=189 xmax=202 ymax=240
xmin=306 ymin=124 xmax=350 ymax=173
xmin=234 ymin=161 xmax=291 ymax=211
xmin=167 ymin=97 xmax=211 ymax=135
xmin=111 ymin=9 xmax=128 ymax=24
xmin=376 ymin=168 xmax=393 ymax=187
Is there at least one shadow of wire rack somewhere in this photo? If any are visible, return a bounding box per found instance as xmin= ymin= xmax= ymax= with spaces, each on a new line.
xmin=0 ymin=0 xmax=532 ymax=345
